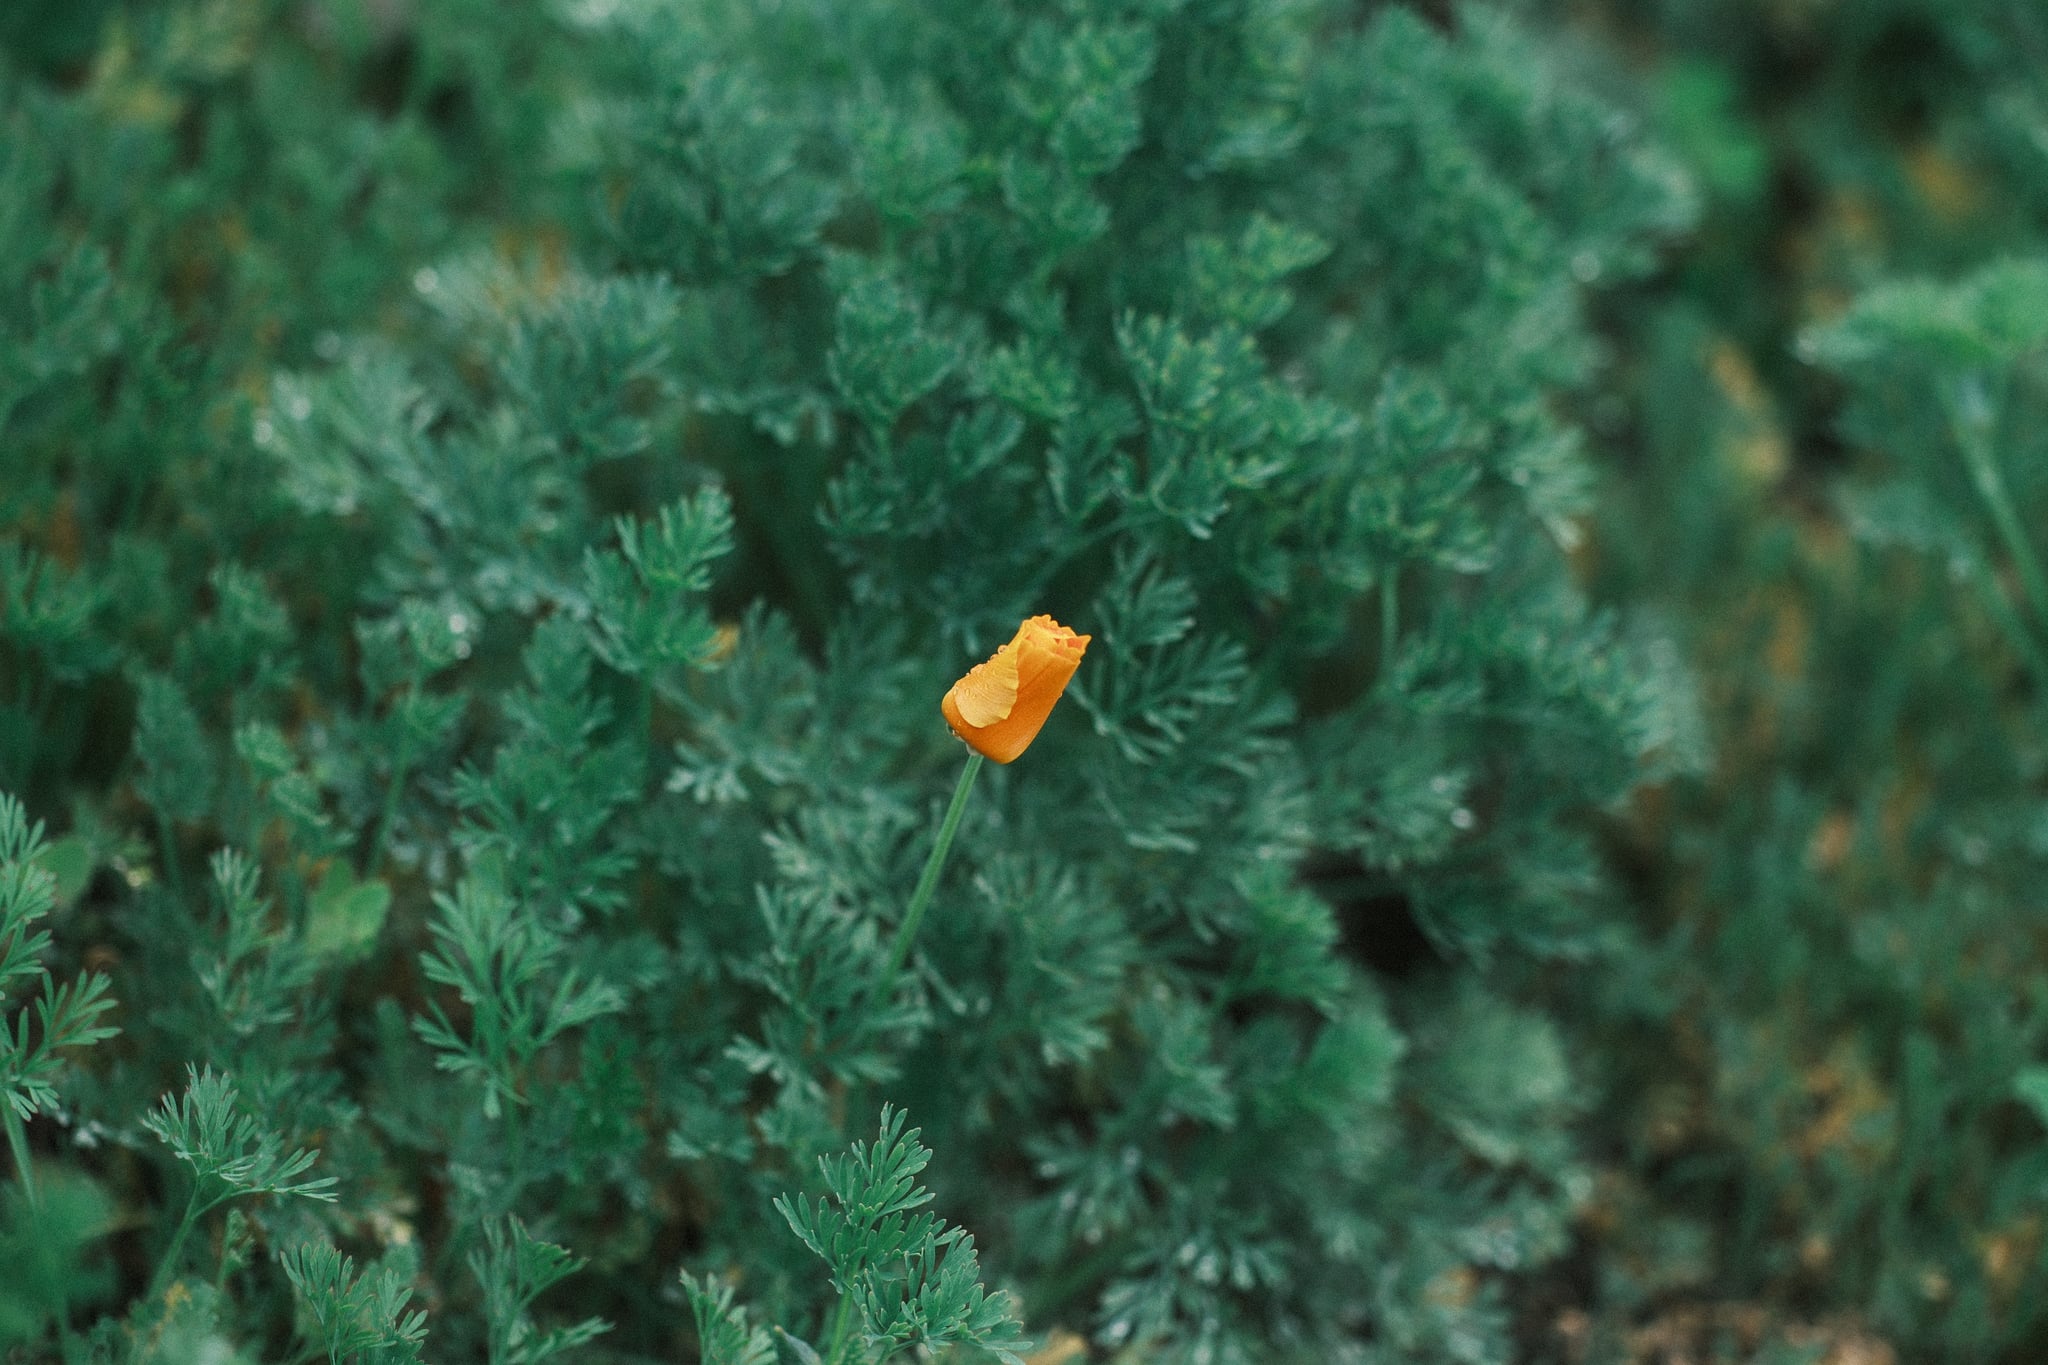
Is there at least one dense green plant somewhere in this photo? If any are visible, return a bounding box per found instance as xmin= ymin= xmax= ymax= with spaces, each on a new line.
xmin=1 ymin=1 xmax=1696 ymax=1360
xmin=8 ymin=0 xmax=2048 ymax=1362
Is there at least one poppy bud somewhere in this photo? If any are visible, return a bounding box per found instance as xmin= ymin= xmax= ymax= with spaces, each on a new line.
xmin=941 ymin=615 xmax=1090 ymax=763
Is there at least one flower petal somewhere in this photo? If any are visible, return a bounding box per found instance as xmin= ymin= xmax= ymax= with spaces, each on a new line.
xmin=950 ymin=646 xmax=1019 ymax=727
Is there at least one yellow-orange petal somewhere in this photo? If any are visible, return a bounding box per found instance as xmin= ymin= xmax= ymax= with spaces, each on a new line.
xmin=941 ymin=615 xmax=1090 ymax=763
xmin=949 ymin=644 xmax=1020 ymax=728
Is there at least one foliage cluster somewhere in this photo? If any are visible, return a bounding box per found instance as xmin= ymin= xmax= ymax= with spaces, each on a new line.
xmin=2 ymin=0 xmax=2046 ymax=1363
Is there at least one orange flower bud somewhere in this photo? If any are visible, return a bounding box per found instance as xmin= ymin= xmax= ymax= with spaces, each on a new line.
xmin=941 ymin=615 xmax=1091 ymax=764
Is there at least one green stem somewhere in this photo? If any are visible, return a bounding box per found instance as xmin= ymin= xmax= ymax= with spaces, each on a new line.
xmin=9 ymin=1109 xmax=76 ymax=1357
xmin=148 ymin=1189 xmax=209 ymax=1299
xmin=503 ymin=1092 xmax=525 ymax=1210
xmin=4 ymin=1105 xmax=36 ymax=1208
xmin=1379 ymin=569 xmax=1399 ymax=667
xmin=365 ymin=684 xmax=420 ymax=875
xmin=156 ymin=813 xmax=183 ymax=899
xmin=870 ymin=752 xmax=984 ymax=1010
xmin=823 ymin=1293 xmax=855 ymax=1364
xmin=1950 ymin=380 xmax=2048 ymax=636
xmin=1970 ymin=558 xmax=2048 ymax=696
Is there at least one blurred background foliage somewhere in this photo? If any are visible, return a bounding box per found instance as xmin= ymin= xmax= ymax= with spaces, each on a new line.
xmin=1555 ymin=1 xmax=2048 ymax=1360
xmin=2 ymin=1 xmax=2047 ymax=1362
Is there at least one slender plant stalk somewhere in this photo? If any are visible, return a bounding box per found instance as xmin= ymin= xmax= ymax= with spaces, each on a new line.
xmin=7 ymin=1077 xmax=78 ymax=1354
xmin=1970 ymin=559 xmax=2048 ymax=695
xmin=1379 ymin=569 xmax=1399 ymax=667
xmin=156 ymin=812 xmax=183 ymax=898
xmin=4 ymin=1104 xmax=36 ymax=1208
xmin=149 ymin=1189 xmax=209 ymax=1298
xmin=365 ymin=683 xmax=420 ymax=875
xmin=870 ymin=752 xmax=984 ymax=1009
xmin=503 ymin=1087 xmax=526 ymax=1209
xmin=823 ymin=1292 xmax=855 ymax=1364
xmin=1950 ymin=381 xmax=2048 ymax=634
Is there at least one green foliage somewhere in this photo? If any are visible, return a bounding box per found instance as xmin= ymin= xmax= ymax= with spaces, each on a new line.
xmin=281 ymin=1241 xmax=430 ymax=1365
xmin=469 ymin=1218 xmax=611 ymax=1365
xmin=583 ymin=489 xmax=737 ymax=687
xmin=1 ymin=794 xmax=116 ymax=1127
xmin=1565 ymin=1 xmax=2048 ymax=1358
xmin=0 ymin=1175 xmax=115 ymax=1349
xmin=682 ymin=1273 xmax=775 ymax=1365
xmin=413 ymin=861 xmax=625 ymax=1119
xmin=777 ymin=1107 xmax=1027 ymax=1364
xmin=142 ymin=1065 xmax=338 ymax=1213
xmin=0 ymin=0 xmax=1692 ymax=1351
xmin=6 ymin=0 xmax=2047 ymax=1362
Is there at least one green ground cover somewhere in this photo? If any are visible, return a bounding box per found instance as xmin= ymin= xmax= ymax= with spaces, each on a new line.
xmin=3 ymin=1 xmax=2047 ymax=1361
